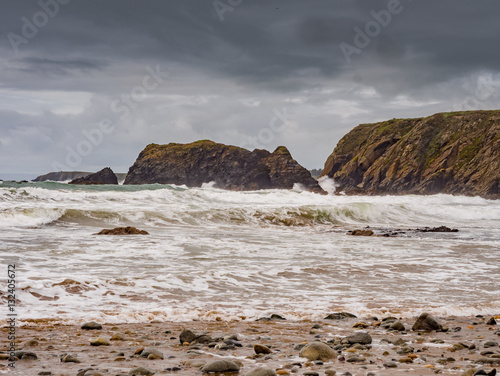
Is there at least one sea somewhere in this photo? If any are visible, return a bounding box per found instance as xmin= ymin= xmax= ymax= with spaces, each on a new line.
xmin=1 ymin=180 xmax=499 ymax=325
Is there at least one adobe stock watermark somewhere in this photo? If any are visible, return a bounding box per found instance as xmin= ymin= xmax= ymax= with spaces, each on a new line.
xmin=51 ymin=65 xmax=169 ymax=171
xmin=7 ymin=0 xmax=71 ymax=55
xmin=240 ymin=107 xmax=294 ymax=150
xmin=454 ymin=74 xmax=500 ymax=111
xmin=213 ymin=0 xmax=243 ymax=22
xmin=339 ymin=0 xmax=411 ymax=64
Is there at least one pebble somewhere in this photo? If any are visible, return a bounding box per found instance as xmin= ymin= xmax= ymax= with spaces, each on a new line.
xmin=77 ymin=368 xmax=99 ymax=376
xmin=343 ymin=332 xmax=372 ymax=345
xmin=324 ymin=312 xmax=357 ymax=320
xmin=14 ymin=351 xmax=38 ymax=360
xmin=60 ymin=354 xmax=80 ymax=363
xmin=353 ymin=322 xmax=369 ymax=328
xmin=483 ymin=341 xmax=498 ymax=348
xmin=486 ymin=317 xmax=497 ymax=325
xmin=179 ymin=328 xmax=197 ymax=344
xmin=81 ymin=321 xmax=102 ymax=330
xmin=90 ymin=337 xmax=110 ymax=346
xmin=24 ymin=339 xmax=39 ymax=347
xmin=399 ymin=357 xmax=414 ymax=363
xmin=346 ymin=356 xmax=366 ymax=363
xmin=383 ymin=361 xmax=398 ymax=368
xmin=245 ymin=367 xmax=277 ymax=376
xmin=141 ymin=347 xmax=164 ymax=359
xmin=110 ymin=333 xmax=125 ymax=341
xmin=276 ymin=370 xmax=290 ymax=375
xmin=389 ymin=320 xmax=406 ymax=331
xmin=128 ymin=367 xmax=155 ymax=376
xmin=254 ymin=344 xmax=272 ymax=354
xmin=80 ymin=371 xmax=104 ymax=376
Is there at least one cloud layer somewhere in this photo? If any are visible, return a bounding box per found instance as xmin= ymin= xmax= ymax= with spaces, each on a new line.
xmin=2 ymin=0 xmax=500 ymax=176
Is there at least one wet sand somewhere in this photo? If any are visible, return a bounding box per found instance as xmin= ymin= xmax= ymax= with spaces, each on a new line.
xmin=1 ymin=315 xmax=499 ymax=376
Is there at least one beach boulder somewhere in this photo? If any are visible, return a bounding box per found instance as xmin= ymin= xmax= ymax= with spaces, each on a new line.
xmin=412 ymin=313 xmax=443 ymax=332
xmin=201 ymin=359 xmax=240 ymax=373
xmin=299 ymin=342 xmax=336 ymax=361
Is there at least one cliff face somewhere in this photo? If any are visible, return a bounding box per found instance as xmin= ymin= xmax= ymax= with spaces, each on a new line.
xmin=124 ymin=141 xmax=324 ymax=193
xmin=321 ymin=110 xmax=500 ymax=199
xmin=33 ymin=171 xmax=91 ymax=182
xmin=69 ymin=167 xmax=118 ymax=185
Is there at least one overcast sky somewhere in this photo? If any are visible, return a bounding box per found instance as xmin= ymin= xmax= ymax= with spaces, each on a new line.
xmin=2 ymin=0 xmax=500 ymax=178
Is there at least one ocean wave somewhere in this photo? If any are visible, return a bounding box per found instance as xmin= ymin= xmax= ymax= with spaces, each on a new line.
xmin=1 ymin=184 xmax=499 ymax=229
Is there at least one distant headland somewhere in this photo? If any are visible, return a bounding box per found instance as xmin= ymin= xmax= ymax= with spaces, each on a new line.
xmin=30 ymin=110 xmax=499 ymax=199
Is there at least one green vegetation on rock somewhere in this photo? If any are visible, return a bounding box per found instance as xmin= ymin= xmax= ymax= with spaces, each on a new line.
xmin=321 ymin=110 xmax=500 ymax=199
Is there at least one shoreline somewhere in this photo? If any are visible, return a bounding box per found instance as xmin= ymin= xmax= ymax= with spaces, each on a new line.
xmin=2 ymin=314 xmax=498 ymax=376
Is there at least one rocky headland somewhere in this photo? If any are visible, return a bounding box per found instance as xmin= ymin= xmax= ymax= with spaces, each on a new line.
xmin=34 ymin=171 xmax=127 ymax=183
xmin=69 ymin=167 xmax=118 ymax=185
xmin=33 ymin=171 xmax=92 ymax=182
xmin=321 ymin=110 xmax=500 ymax=199
xmin=124 ymin=140 xmax=325 ymax=193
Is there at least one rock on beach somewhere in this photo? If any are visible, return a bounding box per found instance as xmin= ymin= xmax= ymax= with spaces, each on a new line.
xmin=299 ymin=342 xmax=336 ymax=361
xmin=412 ymin=313 xmax=443 ymax=331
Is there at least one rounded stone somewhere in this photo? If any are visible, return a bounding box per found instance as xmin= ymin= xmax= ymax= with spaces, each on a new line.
xmin=412 ymin=313 xmax=442 ymax=332
xmin=141 ymin=347 xmax=164 ymax=359
xmin=254 ymin=344 xmax=272 ymax=354
xmin=90 ymin=338 xmax=110 ymax=346
xmin=343 ymin=332 xmax=372 ymax=345
xmin=389 ymin=321 xmax=405 ymax=331
xmin=128 ymin=367 xmax=155 ymax=376
xmin=201 ymin=360 xmax=240 ymax=373
xmin=299 ymin=342 xmax=336 ymax=361
xmin=81 ymin=321 xmax=102 ymax=330
xmin=245 ymin=367 xmax=276 ymax=376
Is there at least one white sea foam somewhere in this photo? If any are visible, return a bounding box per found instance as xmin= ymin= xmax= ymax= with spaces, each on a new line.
xmin=1 ymin=183 xmax=499 ymax=324
xmin=318 ymin=176 xmax=337 ymax=195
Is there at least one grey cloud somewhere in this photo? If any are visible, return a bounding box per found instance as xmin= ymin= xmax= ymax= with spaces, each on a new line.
xmin=1 ymin=0 xmax=500 ymax=175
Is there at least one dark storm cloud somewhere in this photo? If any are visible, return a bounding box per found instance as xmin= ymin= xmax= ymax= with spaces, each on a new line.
xmin=1 ymin=0 xmax=500 ymax=175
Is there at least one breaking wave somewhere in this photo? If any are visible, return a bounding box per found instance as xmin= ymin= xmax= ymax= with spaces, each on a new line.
xmin=1 ymin=182 xmax=499 ymax=229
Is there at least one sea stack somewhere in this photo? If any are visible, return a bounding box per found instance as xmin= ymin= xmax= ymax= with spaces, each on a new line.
xmin=124 ymin=140 xmax=325 ymax=193
xmin=69 ymin=167 xmax=118 ymax=185
xmin=321 ymin=110 xmax=500 ymax=199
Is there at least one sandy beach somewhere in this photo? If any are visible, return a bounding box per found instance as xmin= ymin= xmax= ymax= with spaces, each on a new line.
xmin=2 ymin=314 xmax=499 ymax=376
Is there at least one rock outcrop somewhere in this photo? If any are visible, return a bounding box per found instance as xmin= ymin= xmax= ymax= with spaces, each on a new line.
xmin=124 ymin=140 xmax=324 ymax=193
xmin=69 ymin=167 xmax=118 ymax=185
xmin=94 ymin=227 xmax=149 ymax=235
xmin=33 ymin=171 xmax=92 ymax=182
xmin=34 ymin=171 xmax=127 ymax=183
xmin=321 ymin=110 xmax=500 ymax=199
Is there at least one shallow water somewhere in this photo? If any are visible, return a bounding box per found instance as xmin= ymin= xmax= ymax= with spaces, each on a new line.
xmin=1 ymin=181 xmax=499 ymax=324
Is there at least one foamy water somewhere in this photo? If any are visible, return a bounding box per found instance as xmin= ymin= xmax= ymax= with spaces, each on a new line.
xmin=1 ymin=181 xmax=499 ymax=324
